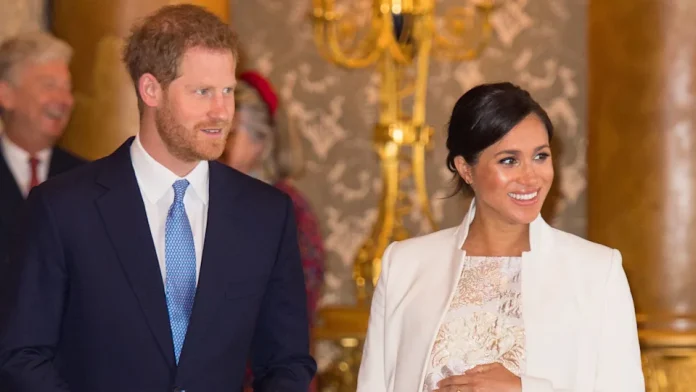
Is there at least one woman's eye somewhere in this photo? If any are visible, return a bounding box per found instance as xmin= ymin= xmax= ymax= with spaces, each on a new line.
xmin=499 ymin=157 xmax=516 ymax=165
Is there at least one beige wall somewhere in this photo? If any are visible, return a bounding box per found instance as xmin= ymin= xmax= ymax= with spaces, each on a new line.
xmin=232 ymin=0 xmax=588 ymax=306
xmin=588 ymin=0 xmax=696 ymax=387
xmin=0 ymin=0 xmax=44 ymax=39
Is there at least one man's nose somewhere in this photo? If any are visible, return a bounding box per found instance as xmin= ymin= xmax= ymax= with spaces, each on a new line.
xmin=208 ymin=95 xmax=230 ymax=122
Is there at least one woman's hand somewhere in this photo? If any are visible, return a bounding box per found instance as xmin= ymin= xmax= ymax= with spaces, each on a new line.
xmin=435 ymin=363 xmax=521 ymax=392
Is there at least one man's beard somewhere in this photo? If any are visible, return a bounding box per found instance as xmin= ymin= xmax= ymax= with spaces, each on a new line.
xmin=155 ymin=100 xmax=230 ymax=162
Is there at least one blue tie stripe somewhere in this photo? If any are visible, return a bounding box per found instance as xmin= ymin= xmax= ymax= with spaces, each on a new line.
xmin=165 ymin=179 xmax=197 ymax=364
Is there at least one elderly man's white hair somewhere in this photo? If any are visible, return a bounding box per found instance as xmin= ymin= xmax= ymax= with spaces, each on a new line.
xmin=0 ymin=31 xmax=73 ymax=84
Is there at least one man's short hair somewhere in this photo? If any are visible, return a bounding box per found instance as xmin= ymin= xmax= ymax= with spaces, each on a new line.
xmin=0 ymin=31 xmax=73 ymax=84
xmin=122 ymin=4 xmax=239 ymax=111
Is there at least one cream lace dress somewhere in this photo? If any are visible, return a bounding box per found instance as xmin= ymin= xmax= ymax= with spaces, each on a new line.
xmin=422 ymin=256 xmax=525 ymax=392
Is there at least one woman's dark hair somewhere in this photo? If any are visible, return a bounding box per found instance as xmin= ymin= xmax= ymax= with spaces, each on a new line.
xmin=445 ymin=82 xmax=554 ymax=194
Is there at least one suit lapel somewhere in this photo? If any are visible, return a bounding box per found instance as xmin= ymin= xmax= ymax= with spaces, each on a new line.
xmin=0 ymin=150 xmax=24 ymax=227
xmin=0 ymin=149 xmax=24 ymax=200
xmin=178 ymin=162 xmax=243 ymax=365
xmin=48 ymin=147 xmax=70 ymax=178
xmin=95 ymin=138 xmax=175 ymax=365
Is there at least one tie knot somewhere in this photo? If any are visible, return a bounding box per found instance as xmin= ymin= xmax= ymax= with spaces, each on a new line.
xmin=172 ymin=179 xmax=190 ymax=204
xmin=28 ymin=157 xmax=39 ymax=169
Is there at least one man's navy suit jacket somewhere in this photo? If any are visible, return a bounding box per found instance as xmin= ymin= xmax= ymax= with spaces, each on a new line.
xmin=0 ymin=137 xmax=316 ymax=391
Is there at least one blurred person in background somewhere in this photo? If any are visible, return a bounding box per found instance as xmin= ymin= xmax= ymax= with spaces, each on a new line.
xmin=221 ymin=70 xmax=325 ymax=392
xmin=0 ymin=31 xmax=85 ymax=323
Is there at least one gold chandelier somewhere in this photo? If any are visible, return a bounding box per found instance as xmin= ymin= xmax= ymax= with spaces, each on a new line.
xmin=310 ymin=1 xmax=498 ymax=390
xmin=311 ymin=0 xmax=497 ymax=303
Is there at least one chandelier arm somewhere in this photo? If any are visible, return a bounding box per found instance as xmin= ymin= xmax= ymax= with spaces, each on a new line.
xmin=395 ymin=66 xmax=416 ymax=99
xmin=432 ymin=9 xmax=495 ymax=61
xmin=384 ymin=35 xmax=414 ymax=65
xmin=317 ymin=21 xmax=382 ymax=68
xmin=310 ymin=2 xmax=385 ymax=68
xmin=411 ymin=14 xmax=434 ymax=125
xmin=311 ymin=23 xmax=341 ymax=63
xmin=370 ymin=141 xmax=400 ymax=286
xmin=377 ymin=8 xmax=415 ymax=65
xmin=412 ymin=142 xmax=438 ymax=230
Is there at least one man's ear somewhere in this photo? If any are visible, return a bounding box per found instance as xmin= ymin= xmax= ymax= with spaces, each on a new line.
xmin=138 ymin=73 xmax=163 ymax=108
xmin=0 ymin=80 xmax=17 ymax=111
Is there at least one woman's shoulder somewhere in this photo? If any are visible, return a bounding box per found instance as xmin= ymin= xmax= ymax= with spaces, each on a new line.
xmin=379 ymin=227 xmax=459 ymax=284
xmin=546 ymin=225 xmax=622 ymax=278
xmin=549 ymin=226 xmax=616 ymax=256
xmin=389 ymin=226 xmax=459 ymax=253
xmin=382 ymin=226 xmax=459 ymax=272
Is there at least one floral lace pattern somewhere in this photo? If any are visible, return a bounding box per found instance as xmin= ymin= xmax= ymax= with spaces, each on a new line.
xmin=422 ymin=256 xmax=525 ymax=392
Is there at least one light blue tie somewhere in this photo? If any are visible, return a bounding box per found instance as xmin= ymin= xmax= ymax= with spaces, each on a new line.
xmin=165 ymin=179 xmax=197 ymax=364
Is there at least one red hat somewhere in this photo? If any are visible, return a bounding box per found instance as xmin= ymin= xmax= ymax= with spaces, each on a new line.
xmin=238 ymin=71 xmax=278 ymax=118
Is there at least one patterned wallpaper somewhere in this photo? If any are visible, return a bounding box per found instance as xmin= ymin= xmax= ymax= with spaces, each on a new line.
xmin=0 ymin=0 xmax=587 ymax=314
xmin=232 ymin=0 xmax=588 ymax=307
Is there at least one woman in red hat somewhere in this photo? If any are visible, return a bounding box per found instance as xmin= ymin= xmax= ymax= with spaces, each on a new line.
xmin=221 ymin=70 xmax=324 ymax=392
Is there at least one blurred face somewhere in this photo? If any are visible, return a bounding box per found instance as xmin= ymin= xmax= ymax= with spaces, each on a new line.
xmin=155 ymin=47 xmax=236 ymax=162
xmin=222 ymin=108 xmax=269 ymax=174
xmin=0 ymin=59 xmax=73 ymax=143
xmin=456 ymin=114 xmax=554 ymax=226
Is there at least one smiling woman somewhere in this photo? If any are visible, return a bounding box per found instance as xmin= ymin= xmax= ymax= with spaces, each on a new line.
xmin=447 ymin=83 xmax=554 ymax=232
xmin=356 ymin=83 xmax=645 ymax=392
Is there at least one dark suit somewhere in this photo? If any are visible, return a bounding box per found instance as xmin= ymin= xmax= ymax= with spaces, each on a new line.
xmin=0 ymin=146 xmax=85 ymax=330
xmin=0 ymin=138 xmax=316 ymax=391
xmin=0 ymin=145 xmax=85 ymax=263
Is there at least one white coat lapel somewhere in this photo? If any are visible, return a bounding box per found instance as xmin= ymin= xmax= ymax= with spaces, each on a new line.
xmin=521 ymin=218 xmax=582 ymax=387
xmin=520 ymin=218 xmax=556 ymax=378
xmin=408 ymin=201 xmax=476 ymax=390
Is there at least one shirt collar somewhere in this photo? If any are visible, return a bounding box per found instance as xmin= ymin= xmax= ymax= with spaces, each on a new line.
xmin=1 ymin=134 xmax=52 ymax=163
xmin=130 ymin=134 xmax=209 ymax=205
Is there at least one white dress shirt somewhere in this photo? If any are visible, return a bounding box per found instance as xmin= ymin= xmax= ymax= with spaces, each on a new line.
xmin=0 ymin=135 xmax=52 ymax=197
xmin=130 ymin=135 xmax=209 ymax=284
